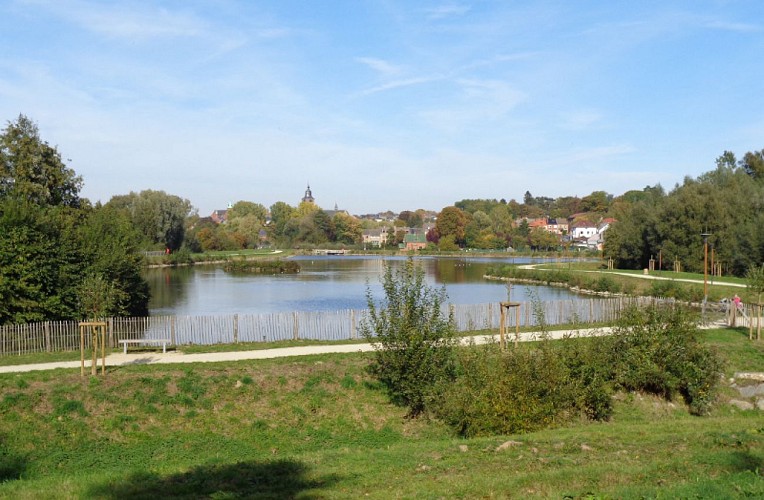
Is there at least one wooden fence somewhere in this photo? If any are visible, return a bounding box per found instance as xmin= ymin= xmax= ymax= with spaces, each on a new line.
xmin=1 ymin=296 xmax=679 ymax=356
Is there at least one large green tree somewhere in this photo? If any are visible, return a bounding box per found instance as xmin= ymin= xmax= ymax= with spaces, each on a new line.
xmin=0 ymin=115 xmax=150 ymax=324
xmin=107 ymin=190 xmax=193 ymax=251
xmin=0 ymin=115 xmax=82 ymax=207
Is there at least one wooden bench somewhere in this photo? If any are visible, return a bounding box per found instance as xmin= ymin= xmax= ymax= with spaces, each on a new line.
xmin=118 ymin=339 xmax=171 ymax=355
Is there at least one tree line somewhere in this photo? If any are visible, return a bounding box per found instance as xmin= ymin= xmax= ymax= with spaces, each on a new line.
xmin=2 ymin=114 xmax=762 ymax=325
xmin=604 ymin=151 xmax=764 ymax=276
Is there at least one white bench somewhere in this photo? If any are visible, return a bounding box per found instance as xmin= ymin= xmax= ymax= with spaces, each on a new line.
xmin=118 ymin=339 xmax=171 ymax=354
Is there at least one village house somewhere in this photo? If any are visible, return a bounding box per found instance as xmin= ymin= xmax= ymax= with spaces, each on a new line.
xmin=210 ymin=209 xmax=228 ymax=224
xmin=400 ymin=233 xmax=427 ymax=251
xmin=362 ymin=227 xmax=389 ymax=247
xmin=570 ymin=222 xmax=598 ymax=240
xmin=545 ymin=218 xmax=569 ymax=235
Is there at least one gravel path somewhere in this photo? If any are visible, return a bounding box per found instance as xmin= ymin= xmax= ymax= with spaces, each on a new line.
xmin=0 ymin=327 xmax=613 ymax=374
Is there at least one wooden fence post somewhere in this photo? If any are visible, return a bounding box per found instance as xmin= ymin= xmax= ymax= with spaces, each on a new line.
xmin=293 ymin=311 xmax=299 ymax=340
xmin=233 ymin=314 xmax=239 ymax=344
xmin=108 ymin=317 xmax=114 ymax=348
xmin=44 ymin=322 xmax=51 ymax=352
xmin=350 ymin=310 xmax=355 ymax=340
xmin=170 ymin=316 xmax=176 ymax=346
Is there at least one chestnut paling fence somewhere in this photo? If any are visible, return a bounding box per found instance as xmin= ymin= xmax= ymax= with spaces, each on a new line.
xmin=0 ymin=296 xmax=701 ymax=356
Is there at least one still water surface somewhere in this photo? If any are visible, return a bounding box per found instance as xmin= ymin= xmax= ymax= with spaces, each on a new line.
xmin=146 ymin=256 xmax=582 ymax=316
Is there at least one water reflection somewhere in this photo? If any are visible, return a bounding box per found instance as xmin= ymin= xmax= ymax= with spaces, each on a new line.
xmin=146 ymin=256 xmax=581 ymax=316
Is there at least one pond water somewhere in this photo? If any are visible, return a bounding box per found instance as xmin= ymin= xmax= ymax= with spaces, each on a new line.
xmin=145 ymin=255 xmax=583 ymax=316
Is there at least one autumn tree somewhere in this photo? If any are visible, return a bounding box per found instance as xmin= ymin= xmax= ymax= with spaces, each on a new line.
xmin=436 ymin=206 xmax=469 ymax=248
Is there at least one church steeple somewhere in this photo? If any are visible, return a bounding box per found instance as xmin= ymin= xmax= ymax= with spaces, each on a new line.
xmin=302 ymin=183 xmax=315 ymax=203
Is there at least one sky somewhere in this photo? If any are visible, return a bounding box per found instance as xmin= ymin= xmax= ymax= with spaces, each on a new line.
xmin=1 ymin=1 xmax=763 ymax=216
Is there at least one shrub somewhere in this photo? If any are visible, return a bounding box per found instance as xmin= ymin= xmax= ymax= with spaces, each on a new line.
xmin=605 ymin=305 xmax=723 ymax=415
xmin=360 ymin=258 xmax=458 ymax=417
xmin=433 ymin=303 xmax=723 ymax=437
xmin=435 ymin=336 xmax=613 ymax=437
xmin=168 ymin=247 xmax=193 ymax=265
xmin=594 ymin=275 xmax=620 ymax=294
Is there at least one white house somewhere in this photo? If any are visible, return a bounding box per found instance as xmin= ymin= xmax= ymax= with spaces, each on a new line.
xmin=570 ymin=223 xmax=597 ymax=239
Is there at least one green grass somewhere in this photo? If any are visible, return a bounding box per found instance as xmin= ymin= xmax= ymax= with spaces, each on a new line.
xmin=0 ymin=328 xmax=762 ymax=498
xmin=539 ymin=261 xmax=747 ymax=285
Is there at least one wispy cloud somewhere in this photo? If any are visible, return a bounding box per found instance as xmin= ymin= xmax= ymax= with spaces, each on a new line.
xmin=356 ymin=76 xmax=438 ymax=97
xmin=703 ymin=20 xmax=761 ymax=33
xmin=21 ymin=0 xmax=206 ymax=40
xmin=558 ymin=110 xmax=604 ymax=131
xmin=355 ymin=57 xmax=402 ymax=76
xmin=423 ymin=4 xmax=471 ymax=20
xmin=418 ymin=79 xmax=525 ymax=134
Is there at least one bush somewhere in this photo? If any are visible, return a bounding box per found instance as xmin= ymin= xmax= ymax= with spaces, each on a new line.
xmin=593 ymin=275 xmax=620 ymax=294
xmin=360 ymin=258 xmax=458 ymax=417
xmin=606 ymin=305 xmax=723 ymax=415
xmin=432 ymin=303 xmax=723 ymax=437
xmin=434 ymin=336 xmax=613 ymax=437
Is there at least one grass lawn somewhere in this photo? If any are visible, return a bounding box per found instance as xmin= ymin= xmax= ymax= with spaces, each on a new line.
xmin=0 ymin=328 xmax=762 ymax=498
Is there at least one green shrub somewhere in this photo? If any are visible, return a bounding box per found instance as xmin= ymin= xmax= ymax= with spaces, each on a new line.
xmin=647 ymin=280 xmax=679 ymax=298
xmin=360 ymin=258 xmax=458 ymax=417
xmin=606 ymin=305 xmax=723 ymax=415
xmin=168 ymin=247 xmax=193 ymax=265
xmin=594 ymin=275 xmax=620 ymax=293
xmin=434 ymin=337 xmax=612 ymax=437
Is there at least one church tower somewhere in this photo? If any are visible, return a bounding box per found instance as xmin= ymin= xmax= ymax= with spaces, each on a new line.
xmin=302 ymin=183 xmax=315 ymax=203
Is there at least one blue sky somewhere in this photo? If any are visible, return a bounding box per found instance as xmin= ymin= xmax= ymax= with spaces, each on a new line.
xmin=1 ymin=1 xmax=763 ymax=216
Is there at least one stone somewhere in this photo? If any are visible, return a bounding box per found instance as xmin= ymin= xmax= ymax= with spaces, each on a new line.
xmin=734 ymin=372 xmax=764 ymax=382
xmin=496 ymin=440 xmax=523 ymax=451
xmin=738 ymin=383 xmax=764 ymax=399
xmin=729 ymin=399 xmax=754 ymax=411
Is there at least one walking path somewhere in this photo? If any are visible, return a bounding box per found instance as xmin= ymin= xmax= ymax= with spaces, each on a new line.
xmin=517 ymin=264 xmax=746 ymax=288
xmin=0 ymin=327 xmax=614 ymax=374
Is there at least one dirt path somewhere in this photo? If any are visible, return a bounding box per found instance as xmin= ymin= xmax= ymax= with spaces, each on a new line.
xmin=0 ymin=327 xmax=613 ymax=374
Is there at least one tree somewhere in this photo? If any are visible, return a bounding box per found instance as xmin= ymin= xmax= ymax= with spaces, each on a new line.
xmin=268 ymin=201 xmax=296 ymax=244
xmin=580 ymin=190 xmax=611 ymax=213
xmin=78 ymin=204 xmax=150 ymax=317
xmin=739 ymin=149 xmax=764 ymax=179
xmin=107 ymin=190 xmax=193 ymax=251
xmin=227 ymin=201 xmax=267 ymax=224
xmin=0 ymin=200 xmax=77 ymax=323
xmin=397 ymin=210 xmax=423 ymax=228
xmin=435 ymin=206 xmax=469 ymax=247
xmin=333 ymin=212 xmax=362 ymax=244
xmin=0 ymin=116 xmax=150 ymax=325
xmin=715 ymin=150 xmax=737 ymax=171
xmin=0 ymin=115 xmax=82 ymax=208
xmin=360 ymin=258 xmax=458 ymax=417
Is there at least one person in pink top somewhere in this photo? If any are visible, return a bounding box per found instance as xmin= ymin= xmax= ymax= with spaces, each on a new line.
xmin=733 ymin=294 xmax=742 ymax=311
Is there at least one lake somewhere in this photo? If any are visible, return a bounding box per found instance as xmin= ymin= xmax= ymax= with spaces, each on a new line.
xmin=145 ymin=255 xmax=583 ymax=316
